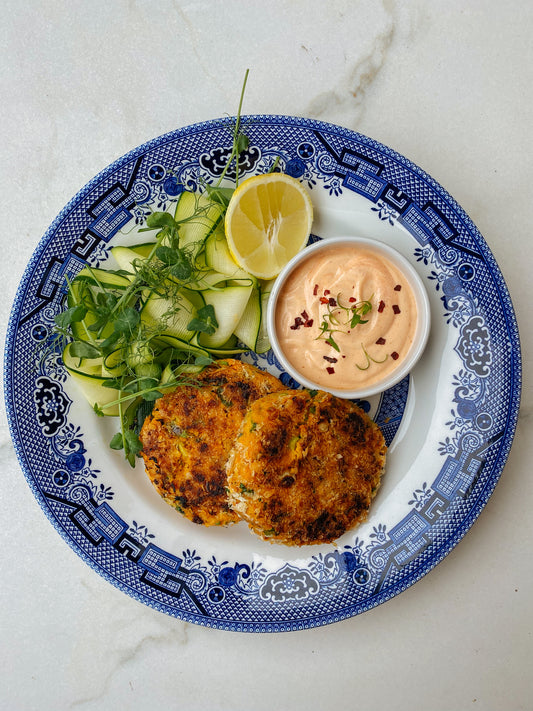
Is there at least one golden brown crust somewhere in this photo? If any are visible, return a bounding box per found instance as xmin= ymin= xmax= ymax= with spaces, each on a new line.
xmin=226 ymin=389 xmax=386 ymax=545
xmin=139 ymin=359 xmax=285 ymax=526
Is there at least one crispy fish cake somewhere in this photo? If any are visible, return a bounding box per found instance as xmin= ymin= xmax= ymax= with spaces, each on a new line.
xmin=226 ymin=389 xmax=386 ymax=545
xmin=139 ymin=359 xmax=285 ymax=526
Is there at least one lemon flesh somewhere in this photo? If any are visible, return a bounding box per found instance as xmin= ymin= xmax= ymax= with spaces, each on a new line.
xmin=225 ymin=173 xmax=313 ymax=279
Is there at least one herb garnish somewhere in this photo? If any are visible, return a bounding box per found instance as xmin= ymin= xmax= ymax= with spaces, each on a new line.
xmin=316 ymin=294 xmax=373 ymax=351
xmin=355 ymin=343 xmax=388 ymax=371
xmin=48 ymin=69 xmax=257 ymax=466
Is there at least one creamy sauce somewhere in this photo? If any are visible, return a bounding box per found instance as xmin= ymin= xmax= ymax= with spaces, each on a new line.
xmin=275 ymin=244 xmax=418 ymax=390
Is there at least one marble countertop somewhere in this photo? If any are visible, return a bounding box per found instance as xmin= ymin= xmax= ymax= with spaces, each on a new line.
xmin=1 ymin=1 xmax=531 ymax=709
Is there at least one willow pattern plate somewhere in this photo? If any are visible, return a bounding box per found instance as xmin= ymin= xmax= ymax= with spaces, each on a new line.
xmin=4 ymin=116 xmax=521 ymax=632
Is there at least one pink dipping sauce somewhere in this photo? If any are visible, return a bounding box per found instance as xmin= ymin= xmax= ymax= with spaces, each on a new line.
xmin=274 ymin=244 xmax=418 ymax=390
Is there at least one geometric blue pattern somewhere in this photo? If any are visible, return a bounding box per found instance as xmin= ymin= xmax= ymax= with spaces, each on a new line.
xmin=4 ymin=115 xmax=522 ymax=632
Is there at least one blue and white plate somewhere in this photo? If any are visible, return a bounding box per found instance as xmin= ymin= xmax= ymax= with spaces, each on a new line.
xmin=4 ymin=116 xmax=521 ymax=632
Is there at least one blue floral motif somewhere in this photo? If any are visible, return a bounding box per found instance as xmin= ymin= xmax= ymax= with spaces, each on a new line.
xmin=339 ymin=544 xmax=371 ymax=586
xmin=148 ymin=164 xmax=166 ymax=181
xmin=95 ymin=483 xmax=114 ymax=502
xmin=66 ymin=451 xmax=86 ymax=471
xmin=133 ymin=205 xmax=152 ymax=225
xmin=199 ymin=145 xmax=261 ymax=179
xmin=72 ymin=457 xmax=101 ymax=483
xmin=297 ymin=142 xmax=315 ymax=159
xmin=455 ymin=398 xmax=478 ymax=420
xmin=40 ymin=352 xmax=67 ymax=382
xmin=129 ymin=521 xmax=155 ymax=545
xmin=353 ymin=567 xmax=370 ymax=585
xmin=455 ymin=315 xmax=492 ymax=377
xmin=452 ymin=369 xmax=482 ymax=398
xmin=442 ymin=275 xmax=463 ymax=297
xmin=53 ymin=424 xmax=85 ymax=456
xmin=284 ymin=157 xmax=306 ymax=178
xmin=308 ymin=551 xmax=343 ymax=584
xmin=53 ymin=470 xmax=70 ymax=487
xmin=476 ymin=412 xmax=493 ymax=431
xmin=181 ymin=549 xmax=202 ymax=569
xmin=89 ymin=240 xmax=113 ymax=267
xmin=218 ymin=566 xmax=239 ymax=587
xmin=428 ymin=269 xmax=448 ymax=292
xmin=345 ymin=536 xmax=365 ymax=560
xmin=163 ymin=175 xmax=183 ymax=197
xmin=260 ymin=564 xmax=320 ymax=602
xmin=369 ymin=523 xmax=388 ymax=545
xmin=445 ymin=407 xmax=474 ymax=431
xmin=443 ymin=294 xmax=476 ymax=327
xmin=414 ymin=246 xmax=434 ymax=265
xmin=371 ymin=200 xmax=399 ymax=225
xmin=341 ymin=551 xmax=359 ymax=572
xmin=155 ymin=183 xmax=173 ymax=210
xmin=229 ymin=562 xmax=266 ymax=596
xmin=200 ymin=555 xmax=267 ymax=597
xmin=31 ymin=324 xmax=49 ymax=342
xmin=438 ymin=435 xmax=460 ymax=456
xmin=408 ymin=482 xmax=432 ymax=510
xmin=34 ymin=376 xmax=71 ymax=436
xmin=323 ymin=176 xmax=343 ymax=196
xmin=458 ymin=262 xmax=475 ymax=281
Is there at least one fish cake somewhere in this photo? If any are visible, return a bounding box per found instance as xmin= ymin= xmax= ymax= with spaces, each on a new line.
xmin=139 ymin=359 xmax=286 ymax=526
xmin=226 ymin=389 xmax=386 ymax=545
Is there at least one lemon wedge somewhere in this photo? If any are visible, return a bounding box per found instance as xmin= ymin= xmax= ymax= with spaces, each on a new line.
xmin=224 ymin=173 xmax=313 ymax=279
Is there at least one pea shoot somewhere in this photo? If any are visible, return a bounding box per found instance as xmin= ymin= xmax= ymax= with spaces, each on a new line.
xmin=49 ymin=69 xmax=259 ymax=466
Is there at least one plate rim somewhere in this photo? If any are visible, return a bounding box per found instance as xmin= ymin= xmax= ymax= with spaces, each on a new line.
xmin=3 ymin=114 xmax=522 ymax=632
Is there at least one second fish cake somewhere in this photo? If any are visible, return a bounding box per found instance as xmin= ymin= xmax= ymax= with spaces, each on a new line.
xmin=226 ymin=388 xmax=387 ymax=545
xmin=139 ymin=359 xmax=286 ymax=526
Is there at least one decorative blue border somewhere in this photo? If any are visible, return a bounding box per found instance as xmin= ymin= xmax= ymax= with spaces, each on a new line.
xmin=4 ymin=115 xmax=522 ymax=632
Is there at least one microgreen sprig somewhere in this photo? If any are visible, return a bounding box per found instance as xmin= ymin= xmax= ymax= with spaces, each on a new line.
xmin=316 ymin=294 xmax=373 ymax=351
xmin=215 ymin=68 xmax=250 ymax=188
xmin=355 ymin=344 xmax=388 ymax=371
xmin=48 ymin=69 xmax=256 ymax=466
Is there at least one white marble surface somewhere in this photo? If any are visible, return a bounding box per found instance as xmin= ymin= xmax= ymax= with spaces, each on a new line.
xmin=1 ymin=1 xmax=531 ymax=709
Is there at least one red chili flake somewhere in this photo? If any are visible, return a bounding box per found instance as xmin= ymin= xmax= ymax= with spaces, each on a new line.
xmin=391 ymin=351 xmax=399 ymax=360
xmin=293 ymin=310 xmax=313 ymax=328
xmin=319 ymin=297 xmax=329 ymax=305
xmin=328 ymin=297 xmax=337 ymax=307
xmin=348 ymin=297 xmax=357 ymax=303
xmin=378 ymin=300 xmax=386 ymax=313
xmin=323 ymin=355 xmax=338 ymax=363
xmin=392 ymin=305 xmax=401 ymax=314
xmin=313 ymin=284 xmax=319 ymax=295
xmin=394 ymin=284 xmax=402 ymax=291
xmin=324 ymin=289 xmax=330 ymax=296
xmin=376 ymin=337 xmax=386 ymax=345
xmin=326 ymin=367 xmax=335 ymax=374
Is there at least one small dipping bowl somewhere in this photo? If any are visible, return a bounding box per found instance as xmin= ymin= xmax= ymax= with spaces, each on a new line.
xmin=267 ymin=236 xmax=431 ymax=399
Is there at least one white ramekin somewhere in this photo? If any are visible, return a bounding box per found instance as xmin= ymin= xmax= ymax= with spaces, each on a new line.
xmin=266 ymin=236 xmax=431 ymax=399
